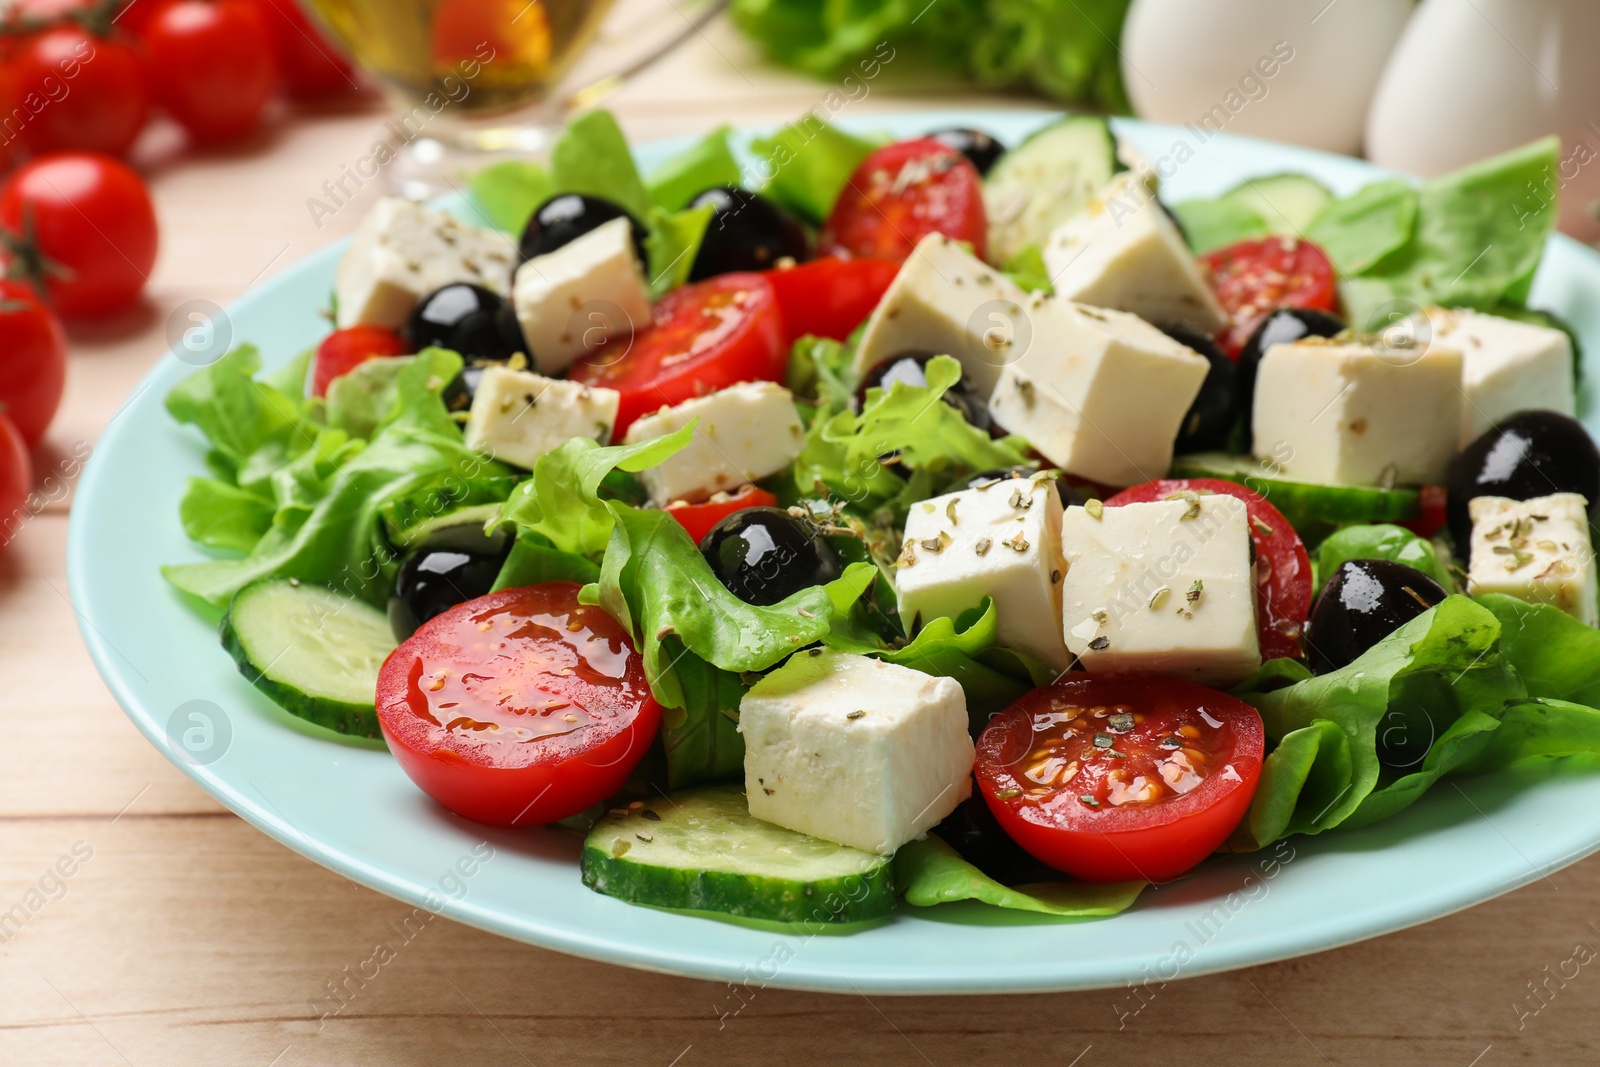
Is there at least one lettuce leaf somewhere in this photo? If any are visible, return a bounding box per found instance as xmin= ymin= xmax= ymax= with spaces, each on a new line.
xmin=1312 ymin=523 xmax=1457 ymax=595
xmin=783 ymin=333 xmax=858 ymax=413
xmin=1170 ymin=198 xmax=1269 ymax=255
xmin=646 ymin=125 xmax=742 ymax=211
xmin=895 ymin=837 xmax=1145 ymax=917
xmin=1304 ymin=177 xmax=1417 ymax=275
xmin=748 ymin=117 xmax=882 ymax=224
xmin=466 ymin=160 xmax=555 ymax=234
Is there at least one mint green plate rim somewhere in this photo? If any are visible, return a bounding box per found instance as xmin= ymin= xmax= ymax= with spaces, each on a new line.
xmin=67 ymin=110 xmax=1600 ymax=994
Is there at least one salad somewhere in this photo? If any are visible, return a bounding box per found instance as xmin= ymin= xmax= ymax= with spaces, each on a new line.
xmin=162 ymin=109 xmax=1600 ymax=929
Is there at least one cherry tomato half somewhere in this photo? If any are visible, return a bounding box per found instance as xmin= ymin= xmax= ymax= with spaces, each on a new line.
xmin=375 ymin=583 xmax=663 ymax=827
xmin=310 ymin=325 xmax=409 ymax=397
xmin=0 ymin=279 xmax=67 ymax=447
xmin=1107 ymin=478 xmax=1312 ymax=662
xmin=0 ymin=412 xmax=31 ymax=552
xmin=142 ymin=0 xmax=278 ymax=143
xmin=9 ymin=26 xmax=151 ymax=157
xmin=664 ymin=484 xmax=779 ymax=543
xmin=975 ymin=673 xmax=1264 ymax=883
xmin=762 ymin=256 xmax=899 ymax=344
xmin=0 ymin=152 xmax=158 ymax=317
xmin=570 ymin=272 xmax=785 ymax=436
xmin=1201 ymin=237 xmax=1339 ymax=357
xmin=820 ymin=138 xmax=987 ymax=264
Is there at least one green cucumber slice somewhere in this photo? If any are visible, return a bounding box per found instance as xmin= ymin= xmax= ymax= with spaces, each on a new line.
xmin=984 ymin=116 xmax=1122 ymax=264
xmin=1171 ymin=452 xmax=1420 ymax=533
xmin=581 ymin=785 xmax=895 ymax=924
xmin=1223 ymin=173 xmax=1334 ymax=235
xmin=221 ymin=579 xmax=396 ymax=737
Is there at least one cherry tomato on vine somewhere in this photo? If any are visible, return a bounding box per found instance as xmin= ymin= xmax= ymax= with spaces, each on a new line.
xmin=142 ymin=0 xmax=277 ymax=143
xmin=0 ymin=152 xmax=158 ymax=317
xmin=1106 ymin=478 xmax=1312 ymax=662
xmin=9 ymin=25 xmax=150 ymax=157
xmin=0 ymin=279 xmax=67 ymax=446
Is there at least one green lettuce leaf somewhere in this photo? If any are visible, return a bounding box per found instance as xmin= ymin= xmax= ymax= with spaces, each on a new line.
xmin=1476 ymin=594 xmax=1600 ymax=707
xmin=467 ymin=160 xmax=555 ymax=234
xmin=324 ymin=354 xmax=416 ymax=441
xmin=177 ymin=477 xmax=276 ymax=553
xmin=895 ymin=837 xmax=1146 ymax=917
xmin=492 ymin=428 xmax=694 ymax=559
xmin=1304 ymin=177 xmax=1418 ymax=275
xmin=647 ymin=125 xmax=742 ymax=211
xmin=490 ymin=532 xmax=602 ymax=592
xmin=783 ymin=333 xmax=858 ymax=413
xmin=1312 ymin=523 xmax=1457 ymax=595
xmin=1170 ymin=198 xmax=1269 ymax=254
xmin=165 ymin=344 xmax=317 ymax=491
xmin=748 ymin=117 xmax=882 ymax=224
xmin=999 ymin=244 xmax=1054 ymax=294
xmin=550 ymin=108 xmax=653 ymax=223
xmin=644 ymin=203 xmax=714 ymax=297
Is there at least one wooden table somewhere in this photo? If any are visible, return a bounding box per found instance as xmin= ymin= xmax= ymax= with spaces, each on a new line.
xmin=5 ymin=19 xmax=1600 ymax=1066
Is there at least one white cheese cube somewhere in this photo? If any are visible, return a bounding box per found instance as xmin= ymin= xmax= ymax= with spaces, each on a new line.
xmin=335 ymin=198 xmax=516 ymax=329
xmin=1467 ymin=493 xmax=1597 ymax=626
xmin=1251 ymin=337 xmax=1464 ymax=486
xmin=622 ymin=382 xmax=805 ymax=504
xmin=463 ymin=365 xmax=619 ymax=469
xmin=1059 ymin=495 xmax=1260 ymax=686
xmin=895 ymin=478 xmax=1072 ymax=671
xmin=987 ymin=297 xmax=1210 ymax=487
xmin=1041 ymin=173 xmax=1227 ymax=333
xmin=512 ymin=216 xmax=652 ymax=377
xmin=850 ymin=233 xmax=1031 ymax=397
xmin=1424 ymin=307 xmax=1576 ymax=446
xmin=740 ymin=651 xmax=973 ymax=854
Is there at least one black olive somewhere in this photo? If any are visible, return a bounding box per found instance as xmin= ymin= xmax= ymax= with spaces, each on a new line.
xmin=857 ymin=351 xmax=990 ymax=432
xmin=929 ymin=128 xmax=1006 ymax=176
xmin=1446 ymin=410 xmax=1600 ymax=548
xmin=700 ymin=507 xmax=842 ymax=606
xmin=1236 ymin=307 xmax=1345 ymax=439
xmin=441 ymin=363 xmax=487 ymax=413
xmin=686 ymin=186 xmax=809 ymax=280
xmin=404 ymin=283 xmax=526 ymax=362
xmin=1304 ymin=559 xmax=1449 ymax=674
xmin=965 ymin=466 xmax=1083 ymax=509
xmin=1159 ymin=322 xmax=1236 ymax=454
xmin=931 ymin=794 xmax=1058 ymax=886
xmin=388 ymin=524 xmax=513 ymax=641
xmin=518 ymin=193 xmax=649 ymax=266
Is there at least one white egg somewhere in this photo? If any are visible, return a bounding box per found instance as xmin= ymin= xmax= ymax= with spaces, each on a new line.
xmin=1120 ymin=0 xmax=1413 ymax=156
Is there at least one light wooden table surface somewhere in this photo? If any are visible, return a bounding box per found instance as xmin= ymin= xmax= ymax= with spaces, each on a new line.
xmin=5 ymin=19 xmax=1600 ymax=1067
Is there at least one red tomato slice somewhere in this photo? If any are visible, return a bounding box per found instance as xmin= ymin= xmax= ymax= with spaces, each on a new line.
xmin=763 ymin=256 xmax=899 ymax=344
xmin=1106 ymin=478 xmax=1312 ymax=662
xmin=1201 ymin=237 xmax=1339 ymax=357
xmin=1402 ymin=484 xmax=1448 ymax=539
xmin=819 ymin=138 xmax=987 ymax=264
xmin=311 ymin=325 xmax=410 ymax=397
xmin=374 ymin=583 xmax=662 ymax=826
xmin=570 ymin=273 xmax=785 ymax=435
xmin=664 ymin=484 xmax=779 ymax=543
xmin=975 ymin=673 xmax=1264 ymax=883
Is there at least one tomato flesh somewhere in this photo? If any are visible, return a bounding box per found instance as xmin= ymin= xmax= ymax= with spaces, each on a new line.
xmin=375 ymin=583 xmax=662 ymax=826
xmin=762 ymin=256 xmax=899 ymax=344
xmin=975 ymin=673 xmax=1263 ymax=883
xmin=570 ymin=273 xmax=785 ymax=435
xmin=664 ymin=484 xmax=779 ymax=543
xmin=1201 ymin=237 xmax=1339 ymax=357
xmin=1106 ymin=478 xmax=1312 ymax=662
xmin=311 ymin=326 xmax=410 ymax=397
xmin=820 ymin=138 xmax=987 ymax=264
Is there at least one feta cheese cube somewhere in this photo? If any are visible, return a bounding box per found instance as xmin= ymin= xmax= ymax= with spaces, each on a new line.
xmin=895 ymin=477 xmax=1072 ymax=671
xmin=1467 ymin=493 xmax=1597 ymax=625
xmin=1251 ymin=337 xmax=1464 ymax=486
xmin=850 ymin=233 xmax=1031 ymax=397
xmin=622 ymin=382 xmax=805 ymax=504
xmin=334 ymin=198 xmax=516 ymax=329
xmin=512 ymin=216 xmax=652 ymax=377
xmin=740 ymin=651 xmax=973 ymax=854
xmin=987 ymin=297 xmax=1210 ymax=487
xmin=1424 ymin=307 xmax=1576 ymax=446
xmin=1041 ymin=173 xmax=1227 ymax=333
xmin=1059 ymin=495 xmax=1261 ymax=685
xmin=463 ymin=365 xmax=619 ymax=469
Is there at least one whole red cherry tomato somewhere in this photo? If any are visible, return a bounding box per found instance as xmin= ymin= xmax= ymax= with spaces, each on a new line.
xmin=0 ymin=152 xmax=159 ymax=317
xmin=142 ymin=0 xmax=278 ymax=143
xmin=247 ymin=0 xmax=355 ymax=98
xmin=0 ymin=412 xmax=33 ymax=553
xmin=8 ymin=25 xmax=150 ymax=156
xmin=0 ymin=279 xmax=67 ymax=446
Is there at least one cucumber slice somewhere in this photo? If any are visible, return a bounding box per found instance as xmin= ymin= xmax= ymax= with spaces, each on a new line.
xmin=1171 ymin=452 xmax=1419 ymax=533
xmin=387 ymin=502 xmax=502 ymax=550
xmin=581 ymin=785 xmax=896 ymax=924
xmin=221 ymin=579 xmax=396 ymax=737
xmin=984 ymin=116 xmax=1123 ymax=264
xmin=1222 ymin=174 xmax=1334 ymax=236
